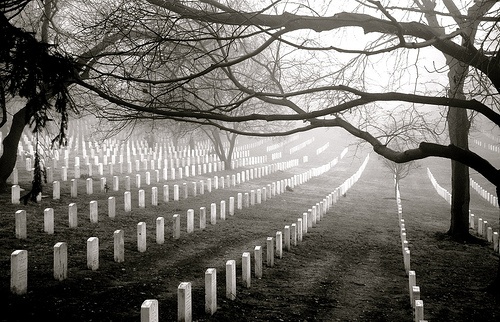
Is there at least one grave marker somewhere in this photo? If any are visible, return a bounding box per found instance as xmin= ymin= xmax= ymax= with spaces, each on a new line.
xmin=86 ymin=178 xmax=93 ymax=194
xmin=69 ymin=203 xmax=78 ymax=228
xmin=90 ymin=200 xmax=98 ymax=223
xmin=10 ymin=250 xmax=28 ymax=295
xmin=173 ymin=214 xmax=181 ymax=239
xmin=87 ymin=237 xmax=99 ymax=270
xmin=210 ymin=203 xmax=217 ymax=225
xmin=44 ymin=208 xmax=54 ymax=234
xmin=284 ymin=226 xmax=291 ymax=251
xmin=237 ymin=193 xmax=242 ymax=210
xmin=276 ymin=231 xmax=283 ymax=258
xmin=163 ymin=185 xmax=169 ymax=202
xmin=266 ymin=237 xmax=274 ymax=267
xmin=178 ymin=282 xmax=192 ymax=322
xmin=291 ymin=223 xmax=297 ymax=246
xmin=152 ymin=187 xmax=158 ymax=206
xmin=156 ymin=217 xmax=165 ymax=244
xmin=409 ymin=270 xmax=416 ymax=305
xmin=187 ymin=209 xmax=194 ymax=233
xmin=114 ymin=230 xmax=125 ymax=262
xmin=226 ymin=260 xmax=236 ymax=300
xmin=108 ymin=196 xmax=116 ymax=218
xmin=11 ymin=185 xmax=20 ymax=204
xmin=139 ymin=189 xmax=146 ymax=208
xmin=200 ymin=207 xmax=206 ymax=230
xmin=412 ymin=285 xmax=420 ymax=308
xmin=137 ymin=222 xmax=147 ymax=252
xmin=220 ymin=200 xmax=226 ymax=220
xmin=140 ymin=299 xmax=158 ymax=322
xmin=229 ymin=197 xmax=235 ymax=216
xmin=414 ymin=300 xmax=424 ymax=322
xmin=15 ymin=210 xmax=27 ymax=239
xmin=53 ymin=181 xmax=60 ymax=199
xmin=205 ymin=268 xmax=217 ymax=315
xmin=173 ymin=184 xmax=179 ymax=201
xmin=53 ymin=242 xmax=68 ymax=281
xmin=254 ymin=246 xmax=263 ymax=279
xmin=242 ymin=252 xmax=251 ymax=288
xmin=124 ymin=191 xmax=131 ymax=212
xmin=297 ymin=218 xmax=303 ymax=241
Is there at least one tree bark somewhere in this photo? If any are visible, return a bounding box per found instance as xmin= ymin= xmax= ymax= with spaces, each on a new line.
xmin=0 ymin=106 xmax=28 ymax=191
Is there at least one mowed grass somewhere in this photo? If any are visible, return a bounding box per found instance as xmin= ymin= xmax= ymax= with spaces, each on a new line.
xmin=0 ymin=128 xmax=498 ymax=321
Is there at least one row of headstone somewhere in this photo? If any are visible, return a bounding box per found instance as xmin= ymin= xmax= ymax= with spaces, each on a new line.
xmin=316 ymin=142 xmax=330 ymax=155
xmin=428 ymin=168 xmax=500 ymax=254
xmin=395 ymin=183 xmax=427 ymax=322
xmin=469 ymin=177 xmax=499 ymax=208
xmin=266 ymin=134 xmax=300 ymax=152
xmin=140 ymin=149 xmax=367 ymax=321
xmin=472 ymin=138 xmax=500 ymax=154
xmin=289 ymin=137 xmax=314 ymax=154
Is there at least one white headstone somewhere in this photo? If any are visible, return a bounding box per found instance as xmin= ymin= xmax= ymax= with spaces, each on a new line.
xmin=10 ymin=249 xmax=28 ymax=294
xmin=137 ymin=222 xmax=147 ymax=252
xmin=90 ymin=200 xmax=98 ymax=223
xmin=87 ymin=237 xmax=99 ymax=270
xmin=187 ymin=209 xmax=194 ymax=233
xmin=69 ymin=203 xmax=78 ymax=228
xmin=114 ymin=230 xmax=124 ymax=262
xmin=140 ymin=299 xmax=158 ymax=322
xmin=44 ymin=208 xmax=54 ymax=234
xmin=266 ymin=237 xmax=274 ymax=267
xmin=173 ymin=214 xmax=180 ymax=239
xmin=205 ymin=268 xmax=217 ymax=315
xmin=242 ymin=252 xmax=251 ymax=288
xmin=254 ymin=246 xmax=262 ymax=279
xmin=178 ymin=282 xmax=192 ymax=322
xmin=210 ymin=203 xmax=217 ymax=225
xmin=53 ymin=242 xmax=68 ymax=281
xmin=124 ymin=191 xmax=131 ymax=212
xmin=15 ymin=210 xmax=27 ymax=239
xmin=156 ymin=217 xmax=165 ymax=244
xmin=226 ymin=260 xmax=236 ymax=300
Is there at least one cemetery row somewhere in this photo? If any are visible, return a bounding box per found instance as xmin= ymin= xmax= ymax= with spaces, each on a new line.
xmin=427 ymin=168 xmax=500 ymax=254
xmin=141 ymin=153 xmax=371 ymax=321
xmin=9 ymin=151 xmax=363 ymax=320
xmin=394 ymin=182 xmax=427 ymax=322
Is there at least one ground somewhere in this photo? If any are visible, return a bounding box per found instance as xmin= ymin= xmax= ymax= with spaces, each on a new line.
xmin=0 ymin=129 xmax=499 ymax=321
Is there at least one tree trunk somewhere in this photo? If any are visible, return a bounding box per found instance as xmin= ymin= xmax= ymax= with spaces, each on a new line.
xmin=0 ymin=106 xmax=28 ymax=191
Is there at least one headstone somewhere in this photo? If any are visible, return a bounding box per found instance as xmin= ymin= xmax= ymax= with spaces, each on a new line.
xmin=125 ymin=176 xmax=131 ymax=190
xmin=210 ymin=203 xmax=217 ymax=225
xmin=291 ymin=223 xmax=297 ymax=246
xmin=205 ymin=268 xmax=217 ymax=315
xmin=409 ymin=270 xmax=416 ymax=305
xmin=493 ymin=232 xmax=499 ymax=252
xmin=44 ymin=208 xmax=54 ymax=234
xmin=136 ymin=174 xmax=141 ymax=188
xmin=254 ymin=246 xmax=262 ymax=279
xmin=414 ymin=300 xmax=424 ymax=322
xmin=113 ymin=176 xmax=119 ymax=191
xmin=183 ymin=183 xmax=188 ymax=199
xmin=114 ymin=230 xmax=124 ymax=262
xmin=138 ymin=189 xmax=145 ymax=208
xmin=140 ymin=299 xmax=158 ymax=322
xmin=192 ymin=182 xmax=197 ymax=197
xmin=220 ymin=200 xmax=226 ymax=220
xmin=68 ymin=203 xmax=78 ymax=228
xmin=226 ymin=260 xmax=236 ymax=300
xmin=178 ymin=282 xmax=192 ymax=322
xmin=10 ymin=250 xmax=28 ymax=294
xmin=90 ymin=200 xmax=98 ymax=223
xmin=124 ymin=191 xmax=131 ymax=212
xmin=242 ymin=252 xmax=251 ymax=288
xmin=199 ymin=180 xmax=204 ymax=195
xmin=71 ymin=179 xmax=77 ymax=197
xmin=302 ymin=213 xmax=308 ymax=234
xmin=207 ymin=178 xmax=212 ymax=193
xmin=163 ymin=184 xmax=169 ymax=202
xmin=108 ymin=196 xmax=116 ymax=218
xmin=284 ymin=226 xmax=291 ymax=251
xmin=244 ymin=193 xmax=249 ymax=208
xmin=229 ymin=197 xmax=235 ymax=216
xmin=187 ymin=209 xmax=194 ymax=233
xmin=11 ymin=185 xmax=20 ymax=204
xmin=15 ymin=210 xmax=27 ymax=239
xmin=412 ymin=285 xmax=420 ymax=308
xmin=266 ymin=237 xmax=274 ymax=267
xmin=404 ymin=248 xmax=411 ymax=275
xmin=250 ymin=190 xmax=255 ymax=206
xmin=156 ymin=217 xmax=165 ymax=244
xmin=87 ymin=237 xmax=99 ymax=270
xmin=173 ymin=214 xmax=180 ymax=239
xmin=53 ymin=242 xmax=68 ymax=281
xmin=237 ymin=193 xmax=242 ymax=210
xmin=137 ymin=222 xmax=147 ymax=252
xmin=297 ymin=218 xmax=303 ymax=242
xmin=276 ymin=231 xmax=283 ymax=258
xmin=53 ymin=181 xmax=60 ymax=199
xmin=173 ymin=184 xmax=179 ymax=201
xmin=86 ymin=178 xmax=93 ymax=194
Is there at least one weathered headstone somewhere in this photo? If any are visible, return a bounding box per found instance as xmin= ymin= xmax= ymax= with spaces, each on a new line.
xmin=151 ymin=187 xmax=158 ymax=206
xmin=124 ymin=191 xmax=131 ymax=212
xmin=10 ymin=249 xmax=28 ymax=295
xmin=254 ymin=246 xmax=263 ymax=279
xmin=140 ymin=299 xmax=158 ymax=322
xmin=414 ymin=300 xmax=424 ymax=322
xmin=226 ymin=260 xmax=236 ymax=300
xmin=187 ymin=209 xmax=194 ymax=233
xmin=173 ymin=214 xmax=180 ymax=239
xmin=199 ymin=207 xmax=206 ymax=230
xmin=15 ymin=210 xmax=27 ymax=239
xmin=242 ymin=252 xmax=251 ymax=288
xmin=408 ymin=270 xmax=416 ymax=305
xmin=284 ymin=226 xmax=291 ymax=251
xmin=178 ymin=282 xmax=192 ymax=322
xmin=156 ymin=217 xmax=165 ymax=244
xmin=86 ymin=178 xmax=93 ymax=195
xmin=173 ymin=184 xmax=179 ymax=201
xmin=276 ymin=231 xmax=283 ymax=258
xmin=53 ymin=181 xmax=60 ymax=200
xmin=205 ymin=268 xmax=217 ymax=315
xmin=297 ymin=219 xmax=303 ymax=242
xmin=291 ymin=223 xmax=297 ymax=246
xmin=266 ymin=237 xmax=274 ymax=267
xmin=237 ymin=193 xmax=242 ymax=210
xmin=302 ymin=213 xmax=308 ymax=234
xmin=11 ymin=185 xmax=20 ymax=204
xmin=53 ymin=242 xmax=68 ymax=281
xmin=220 ymin=200 xmax=226 ymax=220
xmin=163 ymin=184 xmax=169 ymax=202
xmin=210 ymin=203 xmax=217 ymax=225
xmin=138 ymin=189 xmax=145 ymax=208
xmin=114 ymin=230 xmax=125 ymax=262
xmin=44 ymin=208 xmax=55 ymax=234
xmin=90 ymin=200 xmax=98 ymax=223
xmin=87 ymin=237 xmax=99 ymax=270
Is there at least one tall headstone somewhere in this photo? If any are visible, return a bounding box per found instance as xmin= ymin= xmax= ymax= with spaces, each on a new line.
xmin=53 ymin=242 xmax=68 ymax=281
xmin=108 ymin=196 xmax=116 ymax=218
xmin=254 ymin=246 xmax=262 ymax=279
xmin=276 ymin=231 xmax=283 ymax=259
xmin=90 ymin=200 xmax=98 ymax=223
xmin=205 ymin=268 xmax=217 ymax=315
xmin=297 ymin=218 xmax=303 ymax=242
xmin=114 ymin=230 xmax=125 ymax=262
xmin=156 ymin=217 xmax=165 ymax=244
xmin=210 ymin=203 xmax=217 ymax=225
xmin=226 ymin=260 xmax=236 ymax=300
xmin=173 ymin=184 xmax=179 ymax=201
xmin=44 ymin=208 xmax=54 ymax=234
xmin=138 ymin=189 xmax=145 ymax=208
xmin=68 ymin=203 xmax=78 ymax=228
xmin=124 ymin=191 xmax=131 ymax=212
xmin=199 ymin=207 xmax=206 ymax=230
xmin=10 ymin=250 xmax=28 ymax=295
xmin=242 ymin=252 xmax=251 ymax=288
xmin=53 ymin=181 xmax=60 ymax=200
xmin=137 ymin=222 xmax=147 ymax=252
xmin=178 ymin=282 xmax=192 ymax=322
xmin=163 ymin=184 xmax=169 ymax=202
xmin=266 ymin=237 xmax=274 ymax=267
xmin=87 ymin=237 xmax=99 ymax=270
xmin=187 ymin=209 xmax=194 ymax=233
xmin=140 ymin=299 xmax=158 ymax=322
xmin=284 ymin=226 xmax=291 ymax=251
xmin=15 ymin=210 xmax=27 ymax=239
xmin=220 ymin=200 xmax=226 ymax=220
xmin=173 ymin=214 xmax=180 ymax=239
xmin=229 ymin=197 xmax=235 ymax=216
xmin=86 ymin=178 xmax=93 ymax=195
xmin=11 ymin=185 xmax=20 ymax=204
